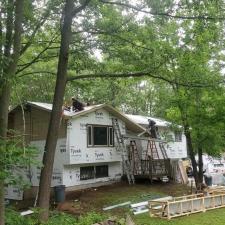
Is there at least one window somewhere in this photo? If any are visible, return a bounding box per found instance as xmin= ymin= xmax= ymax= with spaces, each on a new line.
xmin=80 ymin=165 xmax=109 ymax=180
xmin=213 ymin=164 xmax=224 ymax=168
xmin=108 ymin=127 xmax=114 ymax=146
xmin=87 ymin=125 xmax=114 ymax=147
xmin=174 ymin=131 xmax=182 ymax=142
xmin=80 ymin=166 xmax=94 ymax=180
xmin=96 ymin=165 xmax=108 ymax=178
xmin=93 ymin=126 xmax=108 ymax=145
xmin=87 ymin=126 xmax=92 ymax=146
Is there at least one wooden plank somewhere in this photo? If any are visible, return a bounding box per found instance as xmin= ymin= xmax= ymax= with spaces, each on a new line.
xmin=178 ymin=160 xmax=188 ymax=184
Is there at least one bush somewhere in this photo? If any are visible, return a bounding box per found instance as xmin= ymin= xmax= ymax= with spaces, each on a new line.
xmin=6 ymin=209 xmax=35 ymax=225
xmin=45 ymin=212 xmax=77 ymax=225
xmin=6 ymin=209 xmax=105 ymax=225
xmin=77 ymin=212 xmax=106 ymax=225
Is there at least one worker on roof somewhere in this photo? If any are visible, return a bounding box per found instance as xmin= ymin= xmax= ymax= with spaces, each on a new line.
xmin=72 ymin=97 xmax=84 ymax=112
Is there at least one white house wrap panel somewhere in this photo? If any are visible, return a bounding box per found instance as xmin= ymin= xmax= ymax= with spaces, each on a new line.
xmin=6 ymin=102 xmax=188 ymax=200
xmin=67 ymin=109 xmax=124 ymax=164
xmin=25 ymin=108 xmax=127 ymax=188
xmin=126 ymin=114 xmax=187 ymax=159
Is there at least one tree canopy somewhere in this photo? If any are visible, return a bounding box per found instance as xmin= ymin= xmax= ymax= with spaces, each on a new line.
xmin=2 ymin=0 xmax=225 ymax=223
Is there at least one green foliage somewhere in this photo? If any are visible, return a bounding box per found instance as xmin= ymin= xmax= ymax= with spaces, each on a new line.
xmin=5 ymin=209 xmax=105 ymax=225
xmin=76 ymin=212 xmax=106 ymax=225
xmin=0 ymin=132 xmax=38 ymax=186
xmin=6 ymin=209 xmax=35 ymax=225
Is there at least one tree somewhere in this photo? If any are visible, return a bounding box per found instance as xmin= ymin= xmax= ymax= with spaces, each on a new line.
xmin=37 ymin=0 xmax=91 ymax=221
xmin=162 ymin=3 xmax=225 ymax=188
xmin=0 ymin=1 xmax=24 ymax=224
xmin=0 ymin=1 xmax=54 ymax=224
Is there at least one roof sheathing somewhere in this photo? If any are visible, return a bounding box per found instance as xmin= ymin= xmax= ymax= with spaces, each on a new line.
xmin=125 ymin=114 xmax=171 ymax=128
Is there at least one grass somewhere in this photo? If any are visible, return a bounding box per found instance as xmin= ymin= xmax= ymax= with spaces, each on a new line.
xmin=134 ymin=208 xmax=225 ymax=225
xmin=62 ymin=181 xmax=225 ymax=225
xmin=65 ymin=181 xmax=190 ymax=216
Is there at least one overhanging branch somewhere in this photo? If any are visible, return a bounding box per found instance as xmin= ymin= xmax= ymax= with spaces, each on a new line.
xmin=17 ymin=71 xmax=56 ymax=78
xmin=17 ymin=68 xmax=219 ymax=88
xmin=100 ymin=0 xmax=225 ymax=21
xmin=66 ymin=71 xmax=216 ymax=88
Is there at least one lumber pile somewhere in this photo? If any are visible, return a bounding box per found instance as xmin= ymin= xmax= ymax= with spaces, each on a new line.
xmin=149 ymin=190 xmax=225 ymax=219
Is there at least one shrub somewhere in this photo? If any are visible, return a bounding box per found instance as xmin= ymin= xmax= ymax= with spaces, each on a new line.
xmin=6 ymin=209 xmax=105 ymax=225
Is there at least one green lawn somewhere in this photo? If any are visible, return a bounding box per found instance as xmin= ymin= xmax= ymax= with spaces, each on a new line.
xmin=134 ymin=208 xmax=225 ymax=225
xmin=64 ymin=182 xmax=225 ymax=225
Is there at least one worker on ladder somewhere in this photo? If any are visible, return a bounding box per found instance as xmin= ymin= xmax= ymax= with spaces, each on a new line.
xmin=148 ymin=119 xmax=158 ymax=139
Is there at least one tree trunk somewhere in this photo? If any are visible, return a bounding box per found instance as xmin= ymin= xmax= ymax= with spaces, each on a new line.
xmin=184 ymin=125 xmax=200 ymax=188
xmin=198 ymin=147 xmax=204 ymax=189
xmin=0 ymin=1 xmax=24 ymax=224
xmin=37 ymin=0 xmax=74 ymax=221
xmin=0 ymin=85 xmax=10 ymax=225
xmin=0 ymin=9 xmax=3 ymax=225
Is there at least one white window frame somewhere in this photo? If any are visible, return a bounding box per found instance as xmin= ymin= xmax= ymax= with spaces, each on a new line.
xmin=87 ymin=124 xmax=114 ymax=147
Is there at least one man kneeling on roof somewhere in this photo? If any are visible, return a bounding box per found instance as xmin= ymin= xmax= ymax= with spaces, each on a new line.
xmin=72 ymin=97 xmax=84 ymax=112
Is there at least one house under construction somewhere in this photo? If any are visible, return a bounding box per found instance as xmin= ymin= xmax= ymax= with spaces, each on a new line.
xmin=6 ymin=102 xmax=187 ymax=200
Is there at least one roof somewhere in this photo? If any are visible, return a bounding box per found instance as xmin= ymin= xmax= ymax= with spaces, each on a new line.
xmin=26 ymin=102 xmax=104 ymax=117
xmin=10 ymin=102 xmax=146 ymax=133
xmin=125 ymin=114 xmax=171 ymax=127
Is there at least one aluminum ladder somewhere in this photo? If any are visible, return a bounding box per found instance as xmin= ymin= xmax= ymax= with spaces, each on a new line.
xmin=112 ymin=118 xmax=135 ymax=184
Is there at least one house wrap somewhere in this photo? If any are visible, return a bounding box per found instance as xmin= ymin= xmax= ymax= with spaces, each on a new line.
xmin=7 ymin=102 xmax=187 ymax=200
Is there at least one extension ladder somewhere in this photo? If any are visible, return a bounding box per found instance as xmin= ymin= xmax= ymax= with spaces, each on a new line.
xmin=112 ymin=118 xmax=135 ymax=184
xmin=129 ymin=140 xmax=142 ymax=175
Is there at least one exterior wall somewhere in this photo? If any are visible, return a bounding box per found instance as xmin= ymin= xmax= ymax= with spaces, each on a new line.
xmin=63 ymin=162 xmax=122 ymax=187
xmin=28 ymin=108 xmax=125 ymax=188
xmin=66 ymin=109 xmax=124 ymax=164
xmin=137 ymin=124 xmax=187 ymax=159
xmin=6 ymin=106 xmax=149 ymax=200
xmin=29 ymin=138 xmax=68 ymax=187
xmin=5 ymin=186 xmax=23 ymax=200
xmin=158 ymin=127 xmax=187 ymax=159
xmin=8 ymin=106 xmax=67 ymax=142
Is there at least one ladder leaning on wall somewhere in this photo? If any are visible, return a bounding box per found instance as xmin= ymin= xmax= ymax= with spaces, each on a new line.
xmin=146 ymin=139 xmax=169 ymax=181
xmin=112 ymin=118 xmax=135 ymax=184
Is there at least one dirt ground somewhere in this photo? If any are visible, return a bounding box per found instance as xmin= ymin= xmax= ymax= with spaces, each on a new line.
xmin=57 ymin=180 xmax=191 ymax=216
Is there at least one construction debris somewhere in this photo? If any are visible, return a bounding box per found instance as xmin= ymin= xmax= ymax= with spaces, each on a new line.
xmin=131 ymin=196 xmax=172 ymax=215
xmin=20 ymin=210 xmax=34 ymax=216
xmin=103 ymin=201 xmax=131 ymax=211
xmin=178 ymin=160 xmax=189 ymax=184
